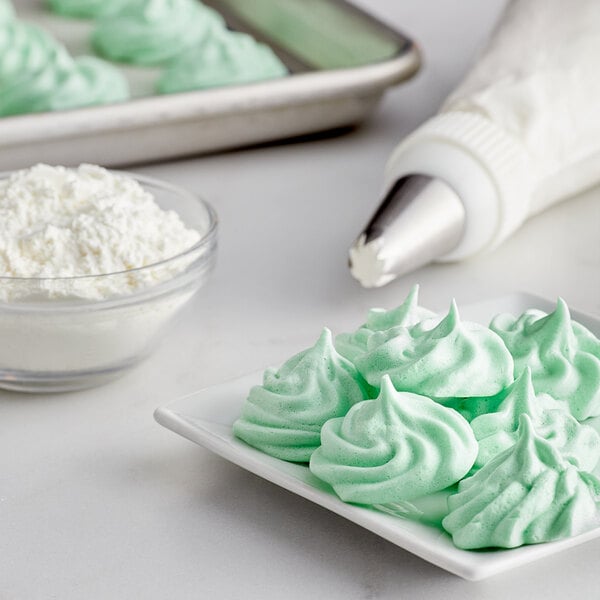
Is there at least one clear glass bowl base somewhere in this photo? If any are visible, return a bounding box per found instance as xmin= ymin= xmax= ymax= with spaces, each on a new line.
xmin=0 ymin=360 xmax=140 ymax=393
xmin=0 ymin=170 xmax=217 ymax=394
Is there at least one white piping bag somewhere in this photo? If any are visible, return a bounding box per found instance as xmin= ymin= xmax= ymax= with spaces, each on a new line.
xmin=350 ymin=0 xmax=600 ymax=287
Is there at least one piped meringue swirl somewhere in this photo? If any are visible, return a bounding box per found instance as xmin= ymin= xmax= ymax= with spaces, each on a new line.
xmin=470 ymin=368 xmax=600 ymax=471
xmin=335 ymin=284 xmax=436 ymax=364
xmin=355 ymin=300 xmax=514 ymax=398
xmin=442 ymin=414 xmax=600 ymax=549
xmin=491 ymin=298 xmax=600 ymax=420
xmin=309 ymin=376 xmax=478 ymax=504
xmin=0 ymin=0 xmax=14 ymax=23
xmin=157 ymin=30 xmax=287 ymax=93
xmin=0 ymin=21 xmax=129 ymax=116
xmin=48 ymin=0 xmax=129 ymax=18
xmin=92 ymin=0 xmax=225 ymax=66
xmin=233 ymin=328 xmax=369 ymax=463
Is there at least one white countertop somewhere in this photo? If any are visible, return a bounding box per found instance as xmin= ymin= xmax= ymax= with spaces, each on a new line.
xmin=2 ymin=1 xmax=600 ymax=598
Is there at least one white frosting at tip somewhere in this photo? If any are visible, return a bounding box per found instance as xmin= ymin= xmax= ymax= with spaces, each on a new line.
xmin=349 ymin=234 xmax=393 ymax=288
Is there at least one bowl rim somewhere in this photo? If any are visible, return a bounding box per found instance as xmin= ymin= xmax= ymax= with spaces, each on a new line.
xmin=0 ymin=168 xmax=218 ymax=284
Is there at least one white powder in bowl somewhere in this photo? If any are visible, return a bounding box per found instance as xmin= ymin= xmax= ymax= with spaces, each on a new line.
xmin=0 ymin=164 xmax=213 ymax=387
xmin=0 ymin=163 xmax=201 ymax=300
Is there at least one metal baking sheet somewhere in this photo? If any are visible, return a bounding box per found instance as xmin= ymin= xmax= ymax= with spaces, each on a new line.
xmin=0 ymin=0 xmax=420 ymax=169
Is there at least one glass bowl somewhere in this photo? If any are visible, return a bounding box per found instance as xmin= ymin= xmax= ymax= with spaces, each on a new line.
xmin=0 ymin=171 xmax=217 ymax=392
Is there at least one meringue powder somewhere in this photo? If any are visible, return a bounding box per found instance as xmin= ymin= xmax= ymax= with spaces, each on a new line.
xmin=0 ymin=163 xmax=200 ymax=297
xmin=0 ymin=163 xmax=201 ymax=372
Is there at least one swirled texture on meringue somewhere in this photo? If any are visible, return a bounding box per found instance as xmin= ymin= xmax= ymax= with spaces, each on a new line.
xmin=48 ymin=0 xmax=129 ymax=18
xmin=233 ymin=328 xmax=369 ymax=463
xmin=491 ymin=298 xmax=600 ymax=420
xmin=157 ymin=30 xmax=287 ymax=94
xmin=92 ymin=0 xmax=225 ymax=66
xmin=309 ymin=376 xmax=478 ymax=504
xmin=0 ymin=22 xmax=129 ymax=117
xmin=335 ymin=284 xmax=436 ymax=364
xmin=470 ymin=368 xmax=600 ymax=471
xmin=0 ymin=0 xmax=14 ymax=23
xmin=355 ymin=300 xmax=514 ymax=398
xmin=442 ymin=414 xmax=600 ymax=549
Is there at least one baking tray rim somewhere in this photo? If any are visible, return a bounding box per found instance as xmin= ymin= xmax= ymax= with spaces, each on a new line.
xmin=0 ymin=47 xmax=420 ymax=146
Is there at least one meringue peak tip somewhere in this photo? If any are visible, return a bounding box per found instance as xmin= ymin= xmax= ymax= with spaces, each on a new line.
xmin=515 ymin=412 xmax=566 ymax=467
xmin=555 ymin=297 xmax=571 ymax=318
xmin=377 ymin=284 xmax=421 ymax=322
xmin=316 ymin=327 xmax=334 ymax=348
xmin=510 ymin=367 xmax=537 ymax=404
xmin=379 ymin=374 xmax=397 ymax=395
xmin=441 ymin=299 xmax=460 ymax=327
xmin=406 ymin=283 xmax=420 ymax=304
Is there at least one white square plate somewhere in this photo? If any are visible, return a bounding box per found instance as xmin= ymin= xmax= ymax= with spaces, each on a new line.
xmin=154 ymin=293 xmax=600 ymax=580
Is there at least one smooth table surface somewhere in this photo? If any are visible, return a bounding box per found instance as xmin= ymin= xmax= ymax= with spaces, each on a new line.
xmin=2 ymin=0 xmax=600 ymax=598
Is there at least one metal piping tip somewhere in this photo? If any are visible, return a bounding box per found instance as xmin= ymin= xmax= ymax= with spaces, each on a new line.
xmin=349 ymin=175 xmax=466 ymax=287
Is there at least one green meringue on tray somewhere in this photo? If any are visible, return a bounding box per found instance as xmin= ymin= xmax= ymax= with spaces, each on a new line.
xmin=355 ymin=300 xmax=514 ymax=399
xmin=0 ymin=0 xmax=14 ymax=23
xmin=157 ymin=30 xmax=287 ymax=93
xmin=0 ymin=21 xmax=129 ymax=117
xmin=233 ymin=328 xmax=369 ymax=463
xmin=92 ymin=0 xmax=225 ymax=66
xmin=335 ymin=284 xmax=436 ymax=364
xmin=442 ymin=414 xmax=600 ymax=549
xmin=491 ymin=298 xmax=600 ymax=420
xmin=309 ymin=375 xmax=478 ymax=504
xmin=48 ymin=0 xmax=130 ymax=18
xmin=470 ymin=368 xmax=600 ymax=472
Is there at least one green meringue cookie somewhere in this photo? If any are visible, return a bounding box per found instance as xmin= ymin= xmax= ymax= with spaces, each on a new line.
xmin=470 ymin=368 xmax=600 ymax=471
xmin=442 ymin=414 xmax=600 ymax=549
xmin=157 ymin=29 xmax=287 ymax=93
xmin=92 ymin=0 xmax=225 ymax=66
xmin=335 ymin=284 xmax=436 ymax=364
xmin=355 ymin=300 xmax=514 ymax=399
xmin=49 ymin=56 xmax=129 ymax=107
xmin=0 ymin=0 xmax=14 ymax=23
xmin=0 ymin=21 xmax=129 ymax=117
xmin=233 ymin=328 xmax=369 ymax=463
xmin=48 ymin=0 xmax=130 ymax=18
xmin=491 ymin=298 xmax=600 ymax=421
xmin=309 ymin=375 xmax=478 ymax=504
